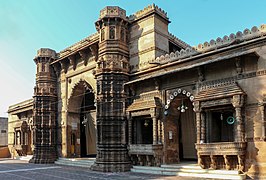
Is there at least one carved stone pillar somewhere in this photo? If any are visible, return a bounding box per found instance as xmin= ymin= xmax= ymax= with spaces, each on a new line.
xmin=30 ymin=48 xmax=57 ymax=164
xmin=158 ymin=120 xmax=162 ymax=143
xmin=238 ymin=155 xmax=245 ymax=171
xmin=232 ymin=95 xmax=244 ymax=142
xmin=61 ymin=111 xmax=68 ymax=157
xmin=152 ymin=116 xmax=158 ymax=145
xmin=91 ymin=7 xmax=131 ymax=172
xmin=201 ymin=112 xmax=206 ymax=143
xmin=194 ymin=101 xmax=201 ymax=144
xmin=127 ymin=113 xmax=132 ymax=145
xmin=259 ymin=102 xmax=265 ymax=140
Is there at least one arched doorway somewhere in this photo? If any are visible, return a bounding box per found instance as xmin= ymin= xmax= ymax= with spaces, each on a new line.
xmin=67 ymin=80 xmax=96 ymax=157
xmin=175 ymin=95 xmax=196 ymax=160
xmin=164 ymin=89 xmax=197 ymax=163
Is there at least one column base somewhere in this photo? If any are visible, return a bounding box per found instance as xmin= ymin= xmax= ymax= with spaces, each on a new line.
xmin=91 ymin=161 xmax=132 ymax=172
xmin=90 ymin=145 xmax=132 ymax=172
xmin=29 ymin=145 xmax=57 ymax=164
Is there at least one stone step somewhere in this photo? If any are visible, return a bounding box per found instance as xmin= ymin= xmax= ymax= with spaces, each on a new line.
xmin=131 ymin=165 xmax=246 ymax=180
xmin=161 ymin=163 xmax=202 ymax=169
xmin=16 ymin=155 xmax=33 ymax=162
xmin=55 ymin=161 xmax=94 ymax=168
xmin=133 ymin=165 xmax=241 ymax=175
xmin=54 ymin=158 xmax=95 ymax=168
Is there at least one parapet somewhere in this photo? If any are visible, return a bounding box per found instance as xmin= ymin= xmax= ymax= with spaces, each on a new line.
xmin=148 ymin=24 xmax=266 ymax=66
xmin=128 ymin=4 xmax=169 ymax=22
xmin=99 ymin=6 xmax=127 ymax=20
xmin=36 ymin=48 xmax=56 ymax=59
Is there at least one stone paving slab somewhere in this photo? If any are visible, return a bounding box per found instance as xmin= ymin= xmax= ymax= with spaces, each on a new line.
xmin=0 ymin=159 xmax=205 ymax=180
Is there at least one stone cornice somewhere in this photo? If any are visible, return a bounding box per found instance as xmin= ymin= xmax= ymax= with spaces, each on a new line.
xmin=8 ymin=99 xmax=33 ymax=114
xmin=53 ymin=32 xmax=99 ymax=62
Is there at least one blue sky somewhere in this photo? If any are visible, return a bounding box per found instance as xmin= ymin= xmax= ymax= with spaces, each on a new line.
xmin=0 ymin=0 xmax=265 ymax=117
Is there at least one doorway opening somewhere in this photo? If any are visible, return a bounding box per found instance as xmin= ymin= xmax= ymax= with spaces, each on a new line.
xmin=80 ymin=89 xmax=96 ymax=157
xmin=176 ymin=96 xmax=197 ymax=161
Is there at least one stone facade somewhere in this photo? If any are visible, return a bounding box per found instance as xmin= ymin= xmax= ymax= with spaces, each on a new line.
xmin=8 ymin=99 xmax=33 ymax=157
xmin=7 ymin=4 xmax=266 ymax=178
xmin=0 ymin=117 xmax=8 ymax=147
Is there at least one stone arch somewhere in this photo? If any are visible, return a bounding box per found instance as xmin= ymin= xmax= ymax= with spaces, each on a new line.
xmin=163 ymin=88 xmax=197 ymax=163
xmin=67 ymin=79 xmax=95 ymax=113
xmin=164 ymin=88 xmax=195 ymax=115
xmin=66 ymin=79 xmax=97 ymax=157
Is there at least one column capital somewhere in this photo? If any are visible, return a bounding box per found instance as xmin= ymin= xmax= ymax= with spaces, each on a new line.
xmin=194 ymin=101 xmax=201 ymax=113
xmin=232 ymin=95 xmax=244 ymax=108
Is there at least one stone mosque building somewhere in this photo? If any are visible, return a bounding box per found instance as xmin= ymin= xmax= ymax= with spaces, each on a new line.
xmin=7 ymin=4 xmax=266 ymax=178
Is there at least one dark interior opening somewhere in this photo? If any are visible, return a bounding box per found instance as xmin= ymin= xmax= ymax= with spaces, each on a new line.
xmin=132 ymin=116 xmax=153 ymax=144
xmin=209 ymin=109 xmax=234 ymax=143
xmin=80 ymin=90 xmax=96 ymax=157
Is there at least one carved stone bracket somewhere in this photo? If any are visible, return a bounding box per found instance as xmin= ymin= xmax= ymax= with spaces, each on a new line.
xmin=68 ymin=55 xmax=76 ymax=70
xmin=198 ymin=66 xmax=205 ymax=82
xmin=52 ymin=63 xmax=61 ymax=77
xmin=235 ymin=57 xmax=242 ymax=75
xmin=89 ymin=45 xmax=98 ymax=61
xmin=60 ymin=60 xmax=68 ymax=74
xmin=154 ymin=78 xmax=160 ymax=90
xmin=79 ymin=50 xmax=88 ymax=66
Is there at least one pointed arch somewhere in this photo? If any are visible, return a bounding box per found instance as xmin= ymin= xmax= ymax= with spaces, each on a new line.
xmin=67 ymin=79 xmax=94 ymax=113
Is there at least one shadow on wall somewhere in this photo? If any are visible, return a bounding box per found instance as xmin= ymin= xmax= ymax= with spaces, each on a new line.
xmin=0 ymin=146 xmax=11 ymax=158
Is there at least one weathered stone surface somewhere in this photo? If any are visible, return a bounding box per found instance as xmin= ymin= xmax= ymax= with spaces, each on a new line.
xmin=6 ymin=4 xmax=266 ymax=179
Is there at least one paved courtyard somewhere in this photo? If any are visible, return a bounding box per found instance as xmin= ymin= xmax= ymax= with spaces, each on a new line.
xmin=0 ymin=159 xmax=201 ymax=180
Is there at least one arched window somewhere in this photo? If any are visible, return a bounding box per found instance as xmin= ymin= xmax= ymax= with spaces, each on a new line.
xmin=109 ymin=26 xmax=115 ymax=39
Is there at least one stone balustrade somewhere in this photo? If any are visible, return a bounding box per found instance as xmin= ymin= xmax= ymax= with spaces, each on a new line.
xmin=128 ymin=144 xmax=163 ymax=166
xmin=196 ymin=142 xmax=246 ymax=171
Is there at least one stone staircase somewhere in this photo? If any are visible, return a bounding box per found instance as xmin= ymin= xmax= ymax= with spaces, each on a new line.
xmin=55 ymin=157 xmax=95 ymax=168
xmin=131 ymin=162 xmax=246 ymax=180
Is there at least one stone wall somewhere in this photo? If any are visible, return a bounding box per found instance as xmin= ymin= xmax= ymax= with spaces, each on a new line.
xmin=0 ymin=117 xmax=8 ymax=146
xmin=58 ymin=46 xmax=97 ymax=157
xmin=129 ymin=7 xmax=169 ymax=72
